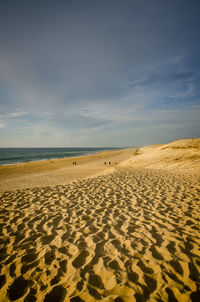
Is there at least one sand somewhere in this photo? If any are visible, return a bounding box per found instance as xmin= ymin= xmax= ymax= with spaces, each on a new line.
xmin=120 ymin=138 xmax=200 ymax=174
xmin=0 ymin=140 xmax=199 ymax=301
xmin=0 ymin=149 xmax=134 ymax=192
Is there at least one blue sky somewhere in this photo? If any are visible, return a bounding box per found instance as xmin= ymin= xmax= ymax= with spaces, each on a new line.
xmin=0 ymin=0 xmax=200 ymax=147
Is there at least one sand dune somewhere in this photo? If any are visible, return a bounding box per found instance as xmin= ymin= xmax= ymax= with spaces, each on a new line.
xmin=121 ymin=138 xmax=200 ymax=174
xmin=0 ymin=139 xmax=200 ymax=301
xmin=161 ymin=138 xmax=200 ymax=149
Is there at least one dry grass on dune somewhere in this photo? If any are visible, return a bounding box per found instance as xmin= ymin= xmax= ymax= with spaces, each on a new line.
xmin=161 ymin=138 xmax=200 ymax=149
xmin=121 ymin=138 xmax=200 ymax=173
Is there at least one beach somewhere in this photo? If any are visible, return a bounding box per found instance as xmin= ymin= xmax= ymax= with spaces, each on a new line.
xmin=0 ymin=139 xmax=200 ymax=301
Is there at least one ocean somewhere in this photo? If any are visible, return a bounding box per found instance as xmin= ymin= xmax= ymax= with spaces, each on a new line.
xmin=0 ymin=147 xmax=119 ymax=166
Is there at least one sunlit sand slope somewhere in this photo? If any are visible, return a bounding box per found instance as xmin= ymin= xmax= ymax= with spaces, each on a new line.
xmin=0 ymin=168 xmax=199 ymax=301
xmin=121 ymin=138 xmax=200 ymax=173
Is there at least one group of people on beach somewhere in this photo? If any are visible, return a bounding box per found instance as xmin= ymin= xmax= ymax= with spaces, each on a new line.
xmin=72 ymin=161 xmax=117 ymax=166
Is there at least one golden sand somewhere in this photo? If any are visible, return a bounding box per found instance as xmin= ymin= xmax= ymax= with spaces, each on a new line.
xmin=0 ymin=149 xmax=133 ymax=192
xmin=0 ymin=140 xmax=199 ymax=301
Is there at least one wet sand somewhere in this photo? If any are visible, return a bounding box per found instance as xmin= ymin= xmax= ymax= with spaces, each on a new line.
xmin=0 ymin=140 xmax=200 ymax=301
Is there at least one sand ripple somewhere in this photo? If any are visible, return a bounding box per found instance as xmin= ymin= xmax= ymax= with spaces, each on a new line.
xmin=0 ymin=168 xmax=200 ymax=301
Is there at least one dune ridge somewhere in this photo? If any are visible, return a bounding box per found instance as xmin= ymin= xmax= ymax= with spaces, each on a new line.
xmin=120 ymin=138 xmax=200 ymax=174
xmin=0 ymin=139 xmax=199 ymax=301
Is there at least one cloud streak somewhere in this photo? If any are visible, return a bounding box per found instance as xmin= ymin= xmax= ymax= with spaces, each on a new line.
xmin=7 ymin=112 xmax=27 ymax=118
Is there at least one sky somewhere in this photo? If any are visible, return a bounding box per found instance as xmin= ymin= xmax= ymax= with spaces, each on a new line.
xmin=0 ymin=0 xmax=200 ymax=147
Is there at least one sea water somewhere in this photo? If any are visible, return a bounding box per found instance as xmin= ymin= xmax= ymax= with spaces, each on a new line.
xmin=0 ymin=147 xmax=118 ymax=165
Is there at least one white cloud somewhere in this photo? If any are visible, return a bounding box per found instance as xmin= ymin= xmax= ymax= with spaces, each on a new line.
xmin=8 ymin=112 xmax=27 ymax=118
xmin=0 ymin=123 xmax=5 ymax=128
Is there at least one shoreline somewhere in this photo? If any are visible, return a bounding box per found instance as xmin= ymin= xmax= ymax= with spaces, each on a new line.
xmin=0 ymin=147 xmax=124 ymax=167
xmin=1 ymin=138 xmax=200 ymax=192
xmin=0 ymin=151 xmax=111 ymax=167
xmin=0 ymin=148 xmax=135 ymax=192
